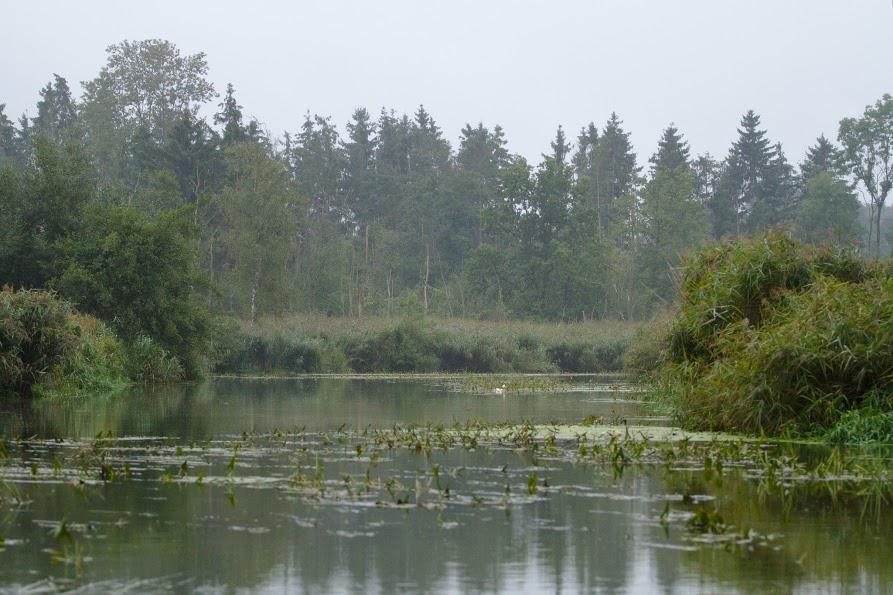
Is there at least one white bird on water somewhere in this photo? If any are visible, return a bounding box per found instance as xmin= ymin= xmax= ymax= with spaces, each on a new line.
xmin=493 ymin=383 xmax=507 ymax=395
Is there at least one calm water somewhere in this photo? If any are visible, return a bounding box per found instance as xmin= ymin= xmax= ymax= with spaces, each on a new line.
xmin=0 ymin=377 xmax=890 ymax=593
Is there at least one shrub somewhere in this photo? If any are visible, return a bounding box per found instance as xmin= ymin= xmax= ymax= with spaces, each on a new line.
xmin=56 ymin=205 xmax=211 ymax=378
xmin=660 ymin=232 xmax=893 ymax=437
xmin=0 ymin=289 xmax=186 ymax=397
xmin=124 ymin=335 xmax=184 ymax=383
xmin=547 ymin=340 xmax=626 ymax=373
xmin=668 ymin=233 xmax=867 ymax=364
xmin=0 ymin=288 xmax=78 ymax=394
xmin=34 ymin=314 xmax=129 ymax=397
xmin=345 ymin=318 xmax=441 ymax=372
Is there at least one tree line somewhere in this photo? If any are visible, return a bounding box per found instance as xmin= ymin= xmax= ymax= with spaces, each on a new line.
xmin=1 ymin=39 xmax=891 ymax=326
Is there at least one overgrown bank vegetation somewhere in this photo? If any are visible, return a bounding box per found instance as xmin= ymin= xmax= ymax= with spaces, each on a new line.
xmin=648 ymin=233 xmax=893 ymax=440
xmin=214 ymin=315 xmax=637 ymax=374
xmin=0 ymin=289 xmax=182 ymax=398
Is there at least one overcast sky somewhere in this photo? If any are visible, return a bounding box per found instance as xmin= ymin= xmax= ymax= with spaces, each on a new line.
xmin=2 ymin=0 xmax=891 ymax=166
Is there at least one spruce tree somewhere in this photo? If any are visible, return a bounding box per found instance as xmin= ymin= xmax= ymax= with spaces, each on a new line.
xmin=749 ymin=142 xmax=797 ymax=230
xmin=692 ymin=153 xmax=730 ymax=238
xmin=719 ymin=110 xmax=774 ymax=234
xmin=800 ymin=135 xmax=845 ymax=182
xmin=591 ymin=112 xmax=640 ymax=240
xmin=594 ymin=113 xmax=638 ymax=201
xmin=409 ymin=105 xmax=450 ymax=174
xmin=164 ymin=110 xmax=222 ymax=204
xmin=572 ymin=123 xmax=598 ymax=179
xmin=0 ymin=105 xmax=19 ymax=164
xmin=214 ymin=83 xmax=248 ymax=145
xmin=31 ymin=74 xmax=78 ymax=144
xmin=548 ymin=125 xmax=571 ymax=166
xmin=457 ymin=123 xmax=509 ymax=178
xmin=639 ymin=126 xmax=708 ymax=302
xmin=343 ymin=107 xmax=378 ymax=225
xmin=649 ymin=124 xmax=690 ymax=173
xmin=292 ymin=114 xmax=345 ymax=220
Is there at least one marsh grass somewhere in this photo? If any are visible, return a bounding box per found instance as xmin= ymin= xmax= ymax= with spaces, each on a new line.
xmin=214 ymin=314 xmax=639 ymax=375
xmin=654 ymin=232 xmax=893 ymax=438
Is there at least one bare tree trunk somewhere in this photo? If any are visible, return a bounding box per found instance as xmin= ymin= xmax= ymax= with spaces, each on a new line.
xmin=386 ymin=269 xmax=393 ymax=318
xmin=207 ymin=234 xmax=214 ymax=308
xmin=362 ymin=224 xmax=369 ymax=316
xmin=422 ymin=243 xmax=430 ymax=313
xmin=440 ymin=271 xmax=453 ymax=317
xmin=250 ymin=269 xmax=260 ymax=323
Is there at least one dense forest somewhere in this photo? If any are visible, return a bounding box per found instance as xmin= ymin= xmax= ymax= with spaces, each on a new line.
xmin=2 ymin=38 xmax=891 ymax=341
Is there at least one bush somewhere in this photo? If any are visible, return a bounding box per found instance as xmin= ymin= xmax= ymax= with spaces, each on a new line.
xmin=33 ymin=314 xmax=130 ymax=397
xmin=124 ymin=335 xmax=184 ymax=383
xmin=667 ymin=233 xmax=867 ymax=364
xmin=345 ymin=318 xmax=441 ymax=372
xmin=0 ymin=289 xmax=184 ymax=397
xmin=0 ymin=288 xmax=79 ymax=394
xmin=659 ymin=232 xmax=893 ymax=437
xmin=56 ymin=205 xmax=211 ymax=378
xmin=212 ymin=325 xmax=349 ymax=375
xmin=547 ymin=340 xmax=626 ymax=373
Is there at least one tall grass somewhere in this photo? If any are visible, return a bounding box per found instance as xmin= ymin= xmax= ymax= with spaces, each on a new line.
xmin=213 ymin=314 xmax=639 ymax=375
xmin=0 ymin=288 xmax=79 ymax=395
xmin=654 ymin=232 xmax=893 ymax=438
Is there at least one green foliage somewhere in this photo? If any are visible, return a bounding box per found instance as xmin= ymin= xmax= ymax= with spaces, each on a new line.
xmin=0 ymin=289 xmax=182 ymax=398
xmin=825 ymin=406 xmax=893 ymax=444
xmin=795 ymin=172 xmax=861 ymax=246
xmin=123 ymin=335 xmax=184 ymax=383
xmin=0 ymin=135 xmax=95 ymax=288
xmin=348 ymin=318 xmax=442 ymax=373
xmin=638 ymin=149 xmax=710 ymax=303
xmin=216 ymin=142 xmax=300 ymax=320
xmin=667 ymin=232 xmax=866 ymax=363
xmin=33 ymin=314 xmax=128 ymax=398
xmin=838 ymin=94 xmax=893 ymax=257
xmin=215 ymin=332 xmax=348 ymax=375
xmin=660 ymin=232 xmax=893 ymax=437
xmin=56 ymin=205 xmax=210 ymax=377
xmin=0 ymin=289 xmax=77 ymax=394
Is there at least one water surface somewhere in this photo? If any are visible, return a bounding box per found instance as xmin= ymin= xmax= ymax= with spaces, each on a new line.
xmin=0 ymin=377 xmax=890 ymax=593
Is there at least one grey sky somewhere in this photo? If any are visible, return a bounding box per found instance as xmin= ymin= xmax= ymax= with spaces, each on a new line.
xmin=2 ymin=0 xmax=890 ymax=166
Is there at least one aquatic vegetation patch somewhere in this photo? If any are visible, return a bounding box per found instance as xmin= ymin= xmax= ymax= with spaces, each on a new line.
xmin=824 ymin=407 xmax=893 ymax=444
xmin=1 ymin=420 xmax=893 ymax=588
